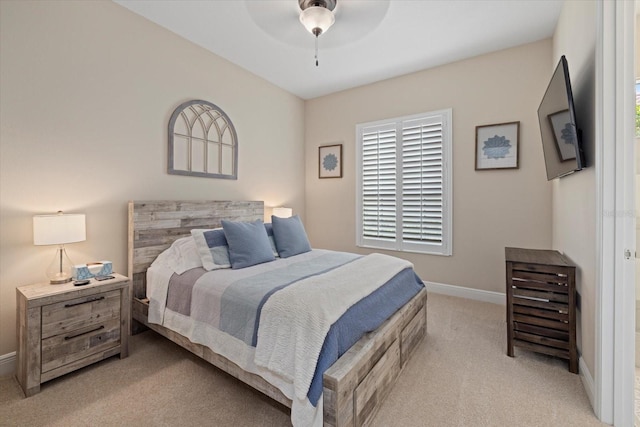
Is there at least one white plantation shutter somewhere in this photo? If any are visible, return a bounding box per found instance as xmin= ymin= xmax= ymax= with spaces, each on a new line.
xmin=360 ymin=123 xmax=397 ymax=249
xmin=401 ymin=116 xmax=444 ymax=249
xmin=356 ymin=109 xmax=452 ymax=255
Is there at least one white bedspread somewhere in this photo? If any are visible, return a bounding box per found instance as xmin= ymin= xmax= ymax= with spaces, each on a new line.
xmin=147 ymin=250 xmax=414 ymax=427
xmin=254 ymin=253 xmax=413 ymax=401
xmin=147 ymin=250 xmax=341 ymax=426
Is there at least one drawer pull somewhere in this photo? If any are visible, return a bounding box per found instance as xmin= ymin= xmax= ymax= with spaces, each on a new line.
xmin=64 ymin=325 xmax=105 ymax=341
xmin=65 ymin=296 xmax=105 ymax=308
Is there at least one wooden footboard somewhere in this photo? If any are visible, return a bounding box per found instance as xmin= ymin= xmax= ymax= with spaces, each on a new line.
xmin=323 ymin=287 xmax=427 ymax=426
xmin=128 ymin=200 xmax=428 ymax=426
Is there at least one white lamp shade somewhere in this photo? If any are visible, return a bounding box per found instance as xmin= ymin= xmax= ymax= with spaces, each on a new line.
xmin=299 ymin=6 xmax=335 ymax=35
xmin=272 ymin=207 xmax=293 ymax=218
xmin=33 ymin=213 xmax=86 ymax=245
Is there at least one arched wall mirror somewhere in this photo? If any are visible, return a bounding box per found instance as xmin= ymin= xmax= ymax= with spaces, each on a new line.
xmin=168 ymin=100 xmax=238 ymax=179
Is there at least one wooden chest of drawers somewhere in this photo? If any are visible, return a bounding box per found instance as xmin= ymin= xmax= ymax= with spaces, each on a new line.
xmin=16 ymin=274 xmax=130 ymax=397
xmin=505 ymin=247 xmax=577 ymax=374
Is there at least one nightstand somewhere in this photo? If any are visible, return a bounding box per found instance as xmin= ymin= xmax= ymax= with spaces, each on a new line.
xmin=505 ymin=248 xmax=577 ymax=373
xmin=16 ymin=273 xmax=130 ymax=397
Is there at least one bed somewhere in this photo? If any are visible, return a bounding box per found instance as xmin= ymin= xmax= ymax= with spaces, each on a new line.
xmin=128 ymin=200 xmax=427 ymax=426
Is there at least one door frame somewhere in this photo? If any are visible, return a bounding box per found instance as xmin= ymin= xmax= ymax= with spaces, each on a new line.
xmin=596 ymin=0 xmax=636 ymax=425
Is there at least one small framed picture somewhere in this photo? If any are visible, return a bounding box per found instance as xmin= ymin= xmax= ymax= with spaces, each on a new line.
xmin=475 ymin=121 xmax=520 ymax=170
xmin=548 ymin=110 xmax=577 ymax=161
xmin=319 ymin=144 xmax=342 ymax=178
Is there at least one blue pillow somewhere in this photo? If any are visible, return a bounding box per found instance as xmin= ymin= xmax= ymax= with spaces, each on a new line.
xmin=271 ymin=215 xmax=311 ymax=258
xmin=221 ymin=220 xmax=275 ymax=269
xmin=191 ymin=228 xmax=231 ymax=270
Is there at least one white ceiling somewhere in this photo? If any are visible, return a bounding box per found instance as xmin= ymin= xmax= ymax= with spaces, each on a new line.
xmin=114 ymin=0 xmax=564 ymax=100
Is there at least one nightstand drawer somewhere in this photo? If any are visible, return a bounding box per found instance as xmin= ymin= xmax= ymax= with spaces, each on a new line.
xmin=41 ymin=318 xmax=121 ymax=373
xmin=41 ymin=290 xmax=121 ymax=339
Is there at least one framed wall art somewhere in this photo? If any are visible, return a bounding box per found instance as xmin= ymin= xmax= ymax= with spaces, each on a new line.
xmin=168 ymin=99 xmax=238 ymax=179
xmin=475 ymin=121 xmax=520 ymax=170
xmin=319 ymin=144 xmax=342 ymax=178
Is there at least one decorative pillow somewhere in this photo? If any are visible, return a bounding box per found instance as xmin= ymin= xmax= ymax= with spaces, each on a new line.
xmin=152 ymin=236 xmax=203 ymax=274
xmin=191 ymin=228 xmax=232 ymax=271
xmin=221 ymin=219 xmax=276 ymax=269
xmin=271 ymin=215 xmax=311 ymax=258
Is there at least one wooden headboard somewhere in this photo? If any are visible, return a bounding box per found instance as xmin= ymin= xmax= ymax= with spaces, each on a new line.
xmin=127 ymin=200 xmax=264 ymax=300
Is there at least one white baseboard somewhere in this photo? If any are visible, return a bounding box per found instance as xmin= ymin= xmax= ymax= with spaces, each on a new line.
xmin=424 ymin=280 xmax=505 ymax=305
xmin=0 ymin=352 xmax=16 ymax=378
xmin=579 ymin=356 xmax=595 ymax=410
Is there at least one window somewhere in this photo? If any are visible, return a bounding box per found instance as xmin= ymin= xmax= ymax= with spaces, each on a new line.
xmin=356 ymin=109 xmax=452 ymax=256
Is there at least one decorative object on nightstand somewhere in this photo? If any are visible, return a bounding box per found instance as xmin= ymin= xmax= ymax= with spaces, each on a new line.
xmin=272 ymin=207 xmax=293 ymax=218
xmin=15 ymin=273 xmax=130 ymax=397
xmin=505 ymin=247 xmax=577 ymax=374
xmin=73 ymin=261 xmax=113 ymax=280
xmin=33 ymin=211 xmax=86 ymax=284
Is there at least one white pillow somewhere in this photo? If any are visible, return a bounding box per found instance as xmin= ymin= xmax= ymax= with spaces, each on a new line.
xmin=191 ymin=228 xmax=232 ymax=271
xmin=152 ymin=236 xmax=203 ymax=274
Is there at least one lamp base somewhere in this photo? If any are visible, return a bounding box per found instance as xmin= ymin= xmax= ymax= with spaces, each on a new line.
xmin=49 ymin=276 xmax=73 ymax=285
xmin=46 ymin=246 xmax=75 ymax=285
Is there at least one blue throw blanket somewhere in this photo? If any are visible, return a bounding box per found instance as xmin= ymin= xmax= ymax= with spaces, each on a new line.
xmin=307 ymin=267 xmax=423 ymax=405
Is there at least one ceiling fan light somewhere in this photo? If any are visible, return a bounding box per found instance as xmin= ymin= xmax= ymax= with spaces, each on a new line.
xmin=299 ymin=6 xmax=335 ymax=36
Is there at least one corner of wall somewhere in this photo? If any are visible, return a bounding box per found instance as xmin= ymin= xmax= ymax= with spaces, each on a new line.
xmin=0 ymin=352 xmax=16 ymax=379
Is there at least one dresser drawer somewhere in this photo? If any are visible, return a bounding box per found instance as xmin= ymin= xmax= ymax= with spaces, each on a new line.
xmin=512 ymin=302 xmax=569 ymax=322
xmin=41 ymin=318 xmax=121 ymax=373
xmin=511 ymin=261 xmax=571 ymax=277
xmin=41 ymin=290 xmax=121 ymax=339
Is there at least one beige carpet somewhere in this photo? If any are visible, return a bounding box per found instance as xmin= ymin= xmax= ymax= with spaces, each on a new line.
xmin=0 ymin=293 xmax=604 ymax=426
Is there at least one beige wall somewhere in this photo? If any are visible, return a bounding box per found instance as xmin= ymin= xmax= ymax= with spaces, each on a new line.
xmin=0 ymin=1 xmax=305 ymax=356
xmin=304 ymin=40 xmax=553 ymax=293
xmin=551 ymin=1 xmax=597 ymax=376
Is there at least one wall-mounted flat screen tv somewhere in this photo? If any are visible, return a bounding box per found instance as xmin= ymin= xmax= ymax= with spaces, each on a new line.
xmin=537 ymin=55 xmax=585 ymax=180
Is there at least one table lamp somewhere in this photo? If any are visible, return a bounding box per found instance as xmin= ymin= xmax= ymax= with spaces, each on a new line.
xmin=33 ymin=211 xmax=86 ymax=284
xmin=272 ymin=207 xmax=293 ymax=218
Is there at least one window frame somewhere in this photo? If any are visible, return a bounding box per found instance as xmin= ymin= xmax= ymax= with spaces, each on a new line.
xmin=355 ymin=108 xmax=453 ymax=256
